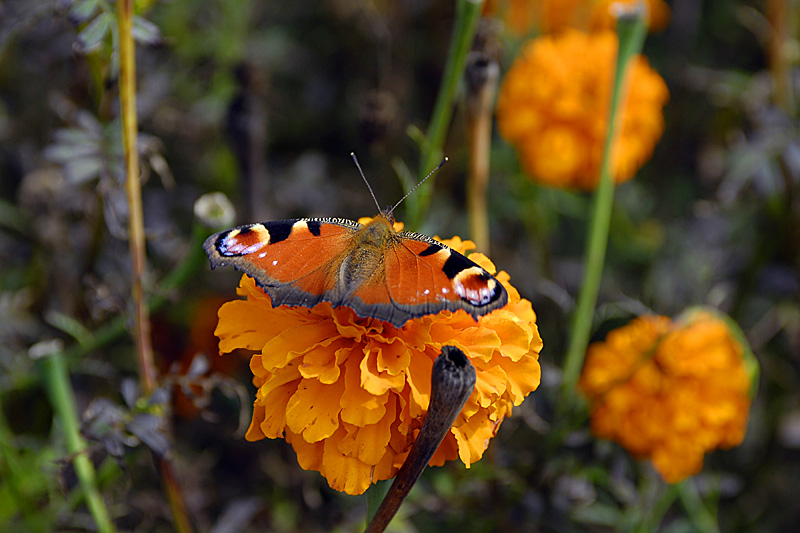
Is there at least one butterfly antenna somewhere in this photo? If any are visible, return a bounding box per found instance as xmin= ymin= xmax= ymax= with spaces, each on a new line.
xmin=388 ymin=157 xmax=448 ymax=215
xmin=351 ymin=152 xmax=383 ymax=213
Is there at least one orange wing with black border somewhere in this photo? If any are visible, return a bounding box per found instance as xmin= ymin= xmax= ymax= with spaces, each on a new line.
xmin=204 ymin=217 xmax=508 ymax=327
xmin=204 ymin=218 xmax=360 ymax=309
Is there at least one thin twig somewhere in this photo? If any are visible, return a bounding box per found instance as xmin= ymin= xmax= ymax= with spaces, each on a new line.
xmin=116 ymin=0 xmax=155 ymax=394
xmin=116 ymin=2 xmax=193 ymax=531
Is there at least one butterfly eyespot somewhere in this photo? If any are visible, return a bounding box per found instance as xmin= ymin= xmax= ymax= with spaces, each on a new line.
xmin=453 ymin=267 xmax=499 ymax=306
xmin=219 ymin=225 xmax=271 ymax=256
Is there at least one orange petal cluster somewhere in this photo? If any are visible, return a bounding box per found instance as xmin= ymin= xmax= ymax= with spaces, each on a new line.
xmin=483 ymin=0 xmax=670 ymax=35
xmin=496 ymin=30 xmax=669 ymax=190
xmin=215 ymin=236 xmax=542 ymax=495
xmin=586 ymin=0 xmax=671 ymax=33
xmin=579 ymin=312 xmax=754 ymax=483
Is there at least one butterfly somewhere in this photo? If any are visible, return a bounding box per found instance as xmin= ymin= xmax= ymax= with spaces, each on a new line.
xmin=203 ymin=156 xmax=508 ymax=327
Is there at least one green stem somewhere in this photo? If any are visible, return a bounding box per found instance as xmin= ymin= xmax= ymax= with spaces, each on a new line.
xmin=678 ymin=480 xmax=720 ymax=533
xmin=635 ymin=480 xmax=678 ymax=532
xmin=37 ymin=352 xmax=115 ymax=533
xmin=407 ymin=0 xmax=484 ymax=228
xmin=558 ymin=9 xmax=648 ymax=409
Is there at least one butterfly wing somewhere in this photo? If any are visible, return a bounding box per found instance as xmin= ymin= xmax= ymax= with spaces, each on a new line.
xmin=203 ymin=218 xmax=361 ymax=308
xmin=346 ymin=231 xmax=508 ymax=326
xmin=205 ymin=216 xmax=508 ymax=327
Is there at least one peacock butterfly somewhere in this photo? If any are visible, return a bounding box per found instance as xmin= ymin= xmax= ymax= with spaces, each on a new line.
xmin=203 ymin=156 xmax=508 ymax=327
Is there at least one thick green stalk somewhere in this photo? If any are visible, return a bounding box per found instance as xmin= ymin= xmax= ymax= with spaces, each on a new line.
xmin=407 ymin=0 xmax=484 ymax=228
xmin=559 ymin=10 xmax=648 ymax=405
xmin=38 ymin=352 xmax=115 ymax=533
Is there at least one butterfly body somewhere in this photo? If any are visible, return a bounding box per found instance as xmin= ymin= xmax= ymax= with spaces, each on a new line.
xmin=204 ymin=212 xmax=508 ymax=327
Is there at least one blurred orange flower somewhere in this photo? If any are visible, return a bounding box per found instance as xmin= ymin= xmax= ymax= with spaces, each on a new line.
xmin=579 ymin=311 xmax=756 ymax=483
xmin=496 ymin=30 xmax=669 ymax=189
xmin=587 ymin=0 xmax=671 ymax=32
xmin=484 ymin=0 xmax=670 ymax=35
xmin=215 ymin=235 xmax=543 ymax=495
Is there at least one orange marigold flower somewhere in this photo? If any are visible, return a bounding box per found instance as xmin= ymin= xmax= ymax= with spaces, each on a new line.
xmin=579 ymin=311 xmax=755 ymax=483
xmin=215 ymin=235 xmax=543 ymax=495
xmin=496 ymin=30 xmax=669 ymax=190
xmin=587 ymin=0 xmax=671 ymax=33
xmin=483 ymin=0 xmax=670 ymax=35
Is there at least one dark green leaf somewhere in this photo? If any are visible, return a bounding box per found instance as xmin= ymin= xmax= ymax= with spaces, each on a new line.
xmin=67 ymin=0 xmax=99 ymax=23
xmin=132 ymin=16 xmax=162 ymax=46
xmin=77 ymin=13 xmax=111 ymax=53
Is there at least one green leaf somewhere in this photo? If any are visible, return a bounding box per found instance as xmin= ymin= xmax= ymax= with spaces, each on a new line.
xmin=43 ymin=311 xmax=93 ymax=347
xmin=132 ymin=16 xmax=162 ymax=46
xmin=67 ymin=0 xmax=100 ymax=23
xmin=64 ymin=157 xmax=104 ymax=184
xmin=390 ymin=156 xmax=415 ymax=196
xmin=77 ymin=13 xmax=111 ymax=53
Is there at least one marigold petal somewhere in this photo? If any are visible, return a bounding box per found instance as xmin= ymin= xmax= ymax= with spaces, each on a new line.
xmin=450 ymin=326 xmax=501 ymax=362
xmin=245 ymin=404 xmax=268 ymax=441
xmin=252 ymin=362 xmax=301 ymax=400
xmin=338 ymin=396 xmax=396 ymax=466
xmin=330 ymin=305 xmax=368 ymax=338
xmin=497 ymin=351 xmax=542 ymax=405
xmin=473 ymin=364 xmax=508 ymax=407
xmin=252 ymin=379 xmax=297 ymax=439
xmin=454 ymin=409 xmax=498 ymax=467
xmin=483 ymin=312 xmax=538 ymax=362
xmin=651 ymin=439 xmax=705 ymax=484
xmin=285 ymin=377 xmax=344 ymax=442
xmin=403 ymin=351 xmax=434 ymax=419
xmin=360 ymin=348 xmax=405 ymax=395
xmin=287 ymin=429 xmax=323 ymax=474
xmin=260 ymin=321 xmax=341 ymax=371
xmin=340 ymin=354 xmax=388 ymax=426
xmin=373 ymin=337 xmax=411 ymax=375
xmin=429 ymin=432 xmax=459 ymax=466
xmin=373 ymin=442 xmax=404 ymax=481
xmin=216 ymin=300 xmax=276 ymax=354
xmin=299 ymin=339 xmax=351 ymax=384
xmin=249 ymin=353 xmax=267 ymax=379
xmin=322 ymin=426 xmax=373 ymax=495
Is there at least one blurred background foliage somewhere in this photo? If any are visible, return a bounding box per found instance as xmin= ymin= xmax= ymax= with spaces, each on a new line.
xmin=0 ymin=0 xmax=798 ymax=531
